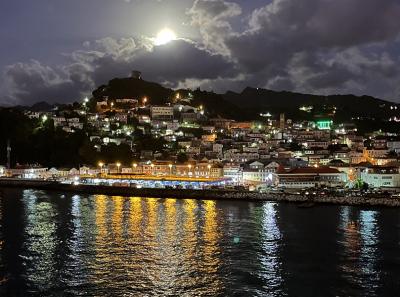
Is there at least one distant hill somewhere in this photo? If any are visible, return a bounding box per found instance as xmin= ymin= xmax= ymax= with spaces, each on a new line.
xmin=30 ymin=101 xmax=55 ymax=112
xmin=223 ymin=87 xmax=400 ymax=120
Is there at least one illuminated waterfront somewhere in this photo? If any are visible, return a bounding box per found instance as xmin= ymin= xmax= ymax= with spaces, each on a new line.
xmin=0 ymin=188 xmax=400 ymax=296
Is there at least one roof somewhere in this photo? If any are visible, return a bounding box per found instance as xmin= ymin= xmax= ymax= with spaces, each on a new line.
xmin=278 ymin=167 xmax=341 ymax=174
xmin=328 ymin=159 xmax=349 ymax=166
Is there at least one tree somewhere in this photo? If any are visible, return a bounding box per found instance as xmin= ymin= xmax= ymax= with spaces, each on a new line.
xmin=177 ymin=153 xmax=188 ymax=163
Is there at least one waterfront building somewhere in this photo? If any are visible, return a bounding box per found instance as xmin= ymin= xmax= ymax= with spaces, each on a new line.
xmin=277 ymin=167 xmax=346 ymax=189
xmin=7 ymin=165 xmax=48 ymax=179
xmin=359 ymin=166 xmax=400 ymax=188
xmin=47 ymin=168 xmax=79 ymax=179
xmin=223 ymin=164 xmax=243 ymax=184
xmin=79 ymin=166 xmax=100 ymax=176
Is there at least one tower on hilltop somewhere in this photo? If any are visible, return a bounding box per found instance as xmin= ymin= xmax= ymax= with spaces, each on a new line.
xmin=131 ymin=70 xmax=142 ymax=80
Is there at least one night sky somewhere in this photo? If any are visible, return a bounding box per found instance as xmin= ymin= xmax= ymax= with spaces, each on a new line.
xmin=1 ymin=0 xmax=400 ymax=105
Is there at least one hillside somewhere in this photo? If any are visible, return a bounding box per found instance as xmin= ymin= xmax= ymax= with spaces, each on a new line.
xmin=91 ymin=77 xmax=250 ymax=119
xmin=223 ymin=87 xmax=400 ymax=121
xmin=92 ymin=77 xmax=173 ymax=105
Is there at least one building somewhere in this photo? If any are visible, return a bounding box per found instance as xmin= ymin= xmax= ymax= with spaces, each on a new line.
xmin=277 ymin=167 xmax=346 ymax=189
xmin=131 ymin=70 xmax=142 ymax=79
xmin=181 ymin=111 xmax=198 ymax=123
xmin=359 ymin=166 xmax=400 ymax=188
xmin=150 ymin=106 xmax=174 ymax=120
xmin=280 ymin=113 xmax=285 ymax=130
xmin=242 ymin=161 xmax=280 ymax=185
xmin=315 ymin=120 xmax=333 ymax=130
xmin=117 ymin=161 xmax=222 ymax=178
xmin=223 ymin=164 xmax=243 ymax=184
xmin=7 ymin=165 xmax=48 ymax=179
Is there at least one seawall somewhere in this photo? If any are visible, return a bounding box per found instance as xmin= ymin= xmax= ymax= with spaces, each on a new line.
xmin=1 ymin=178 xmax=400 ymax=207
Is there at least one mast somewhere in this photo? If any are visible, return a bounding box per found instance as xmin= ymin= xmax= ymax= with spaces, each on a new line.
xmin=6 ymin=139 xmax=11 ymax=169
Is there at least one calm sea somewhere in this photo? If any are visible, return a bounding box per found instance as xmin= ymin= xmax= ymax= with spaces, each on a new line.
xmin=0 ymin=188 xmax=399 ymax=296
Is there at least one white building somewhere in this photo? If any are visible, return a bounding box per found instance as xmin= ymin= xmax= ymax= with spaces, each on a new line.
xmin=0 ymin=166 xmax=5 ymax=177
xmin=151 ymin=106 xmax=174 ymax=120
xmin=242 ymin=161 xmax=280 ymax=185
xmin=52 ymin=116 xmax=67 ymax=127
xmin=387 ymin=140 xmax=400 ymax=152
xmin=213 ymin=143 xmax=223 ymax=154
xmin=7 ymin=166 xmax=48 ymax=179
xmin=242 ymin=169 xmax=276 ymax=185
xmin=360 ymin=167 xmax=400 ymax=188
xmin=223 ymin=164 xmax=243 ymax=184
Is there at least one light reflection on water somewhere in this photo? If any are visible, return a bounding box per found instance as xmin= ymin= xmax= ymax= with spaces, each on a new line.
xmin=23 ymin=191 xmax=58 ymax=292
xmin=0 ymin=189 xmax=400 ymax=296
xmin=259 ymin=203 xmax=283 ymax=296
xmin=359 ymin=210 xmax=380 ymax=293
xmin=0 ymin=192 xmax=3 ymax=281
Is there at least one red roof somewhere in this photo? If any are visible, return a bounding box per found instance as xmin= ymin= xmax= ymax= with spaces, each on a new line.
xmin=278 ymin=167 xmax=341 ymax=174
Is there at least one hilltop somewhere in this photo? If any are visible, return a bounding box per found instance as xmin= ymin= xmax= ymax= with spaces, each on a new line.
xmin=91 ymin=77 xmax=248 ymax=120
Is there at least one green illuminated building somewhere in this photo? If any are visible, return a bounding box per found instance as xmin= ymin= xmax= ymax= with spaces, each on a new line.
xmin=316 ymin=120 xmax=333 ymax=130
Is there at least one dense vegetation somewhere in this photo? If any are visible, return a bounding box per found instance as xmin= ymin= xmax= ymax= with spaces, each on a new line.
xmin=0 ymin=109 xmax=84 ymax=167
xmin=0 ymin=109 xmax=152 ymax=168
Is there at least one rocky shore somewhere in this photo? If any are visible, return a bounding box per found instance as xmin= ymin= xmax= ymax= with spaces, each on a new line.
xmin=1 ymin=178 xmax=400 ymax=207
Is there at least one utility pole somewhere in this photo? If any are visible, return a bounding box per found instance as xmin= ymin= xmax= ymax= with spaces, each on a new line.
xmin=6 ymin=139 xmax=11 ymax=169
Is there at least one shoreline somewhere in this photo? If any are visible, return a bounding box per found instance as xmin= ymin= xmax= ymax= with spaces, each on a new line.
xmin=1 ymin=178 xmax=400 ymax=207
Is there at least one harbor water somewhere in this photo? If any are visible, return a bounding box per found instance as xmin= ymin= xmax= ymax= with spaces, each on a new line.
xmin=0 ymin=188 xmax=399 ymax=296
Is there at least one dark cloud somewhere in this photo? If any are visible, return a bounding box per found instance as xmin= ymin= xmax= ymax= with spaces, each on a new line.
xmin=0 ymin=37 xmax=234 ymax=105
xmin=132 ymin=40 xmax=236 ymax=82
xmin=189 ymin=0 xmax=400 ymax=99
xmin=1 ymin=60 xmax=80 ymax=105
xmin=2 ymin=0 xmax=400 ymax=105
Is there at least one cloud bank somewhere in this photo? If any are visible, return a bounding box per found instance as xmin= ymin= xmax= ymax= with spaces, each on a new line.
xmin=1 ymin=0 xmax=400 ymax=105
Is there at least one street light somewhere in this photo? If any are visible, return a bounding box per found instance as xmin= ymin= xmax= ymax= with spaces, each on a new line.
xmin=151 ymin=163 xmax=155 ymax=175
xmin=207 ymin=164 xmax=212 ymax=177
xmin=188 ymin=164 xmax=192 ymax=176
xmin=168 ymin=164 xmax=173 ymax=176
xmin=98 ymin=162 xmax=104 ymax=175
xmin=133 ymin=163 xmax=137 ymax=173
xmin=116 ymin=162 xmax=121 ymax=174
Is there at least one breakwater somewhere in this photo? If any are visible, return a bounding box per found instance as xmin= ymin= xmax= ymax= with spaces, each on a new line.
xmin=1 ymin=178 xmax=400 ymax=207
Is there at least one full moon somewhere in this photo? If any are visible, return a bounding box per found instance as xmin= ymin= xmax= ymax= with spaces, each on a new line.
xmin=154 ymin=28 xmax=177 ymax=46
